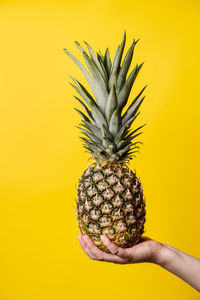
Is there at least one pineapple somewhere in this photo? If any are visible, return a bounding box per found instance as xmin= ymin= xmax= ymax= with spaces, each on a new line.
xmin=63 ymin=31 xmax=146 ymax=252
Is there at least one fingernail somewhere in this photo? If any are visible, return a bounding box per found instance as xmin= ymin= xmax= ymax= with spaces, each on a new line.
xmin=100 ymin=235 xmax=106 ymax=242
xmin=83 ymin=235 xmax=87 ymax=241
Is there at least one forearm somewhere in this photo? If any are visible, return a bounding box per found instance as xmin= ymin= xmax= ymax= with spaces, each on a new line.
xmin=155 ymin=243 xmax=200 ymax=292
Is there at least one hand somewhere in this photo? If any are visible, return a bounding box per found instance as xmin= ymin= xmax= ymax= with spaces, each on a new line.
xmin=78 ymin=234 xmax=163 ymax=264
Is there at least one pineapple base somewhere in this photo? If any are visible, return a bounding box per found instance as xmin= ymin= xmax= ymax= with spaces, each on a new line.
xmin=78 ymin=221 xmax=142 ymax=253
xmin=76 ymin=162 xmax=146 ymax=253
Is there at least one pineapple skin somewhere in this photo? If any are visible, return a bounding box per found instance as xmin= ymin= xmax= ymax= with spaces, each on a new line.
xmin=76 ymin=162 xmax=146 ymax=252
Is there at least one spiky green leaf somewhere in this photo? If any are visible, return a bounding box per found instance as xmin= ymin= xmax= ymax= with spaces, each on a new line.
xmin=118 ymin=62 xmax=144 ymax=109
xmin=103 ymin=48 xmax=112 ymax=77
xmin=74 ymin=108 xmax=91 ymax=122
xmin=69 ymin=76 xmax=95 ymax=106
xmin=114 ymin=112 xmax=140 ymax=143
xmin=74 ymin=96 xmax=93 ymax=120
xmin=84 ymin=41 xmax=108 ymax=83
xmin=74 ymin=41 xmax=85 ymax=54
xmin=90 ymin=101 xmax=108 ymax=128
xmin=63 ymin=48 xmax=92 ymax=87
xmin=82 ymin=51 xmax=108 ymax=112
xmin=101 ymin=124 xmax=113 ymax=141
xmin=109 ymin=107 xmax=121 ymax=137
xmin=117 ymin=144 xmax=132 ymax=156
xmin=109 ymin=31 xmax=126 ymax=90
xmin=81 ymin=120 xmax=102 ymax=139
xmin=105 ymin=85 xmax=118 ymax=123
xmin=125 ymin=125 xmax=146 ymax=140
xmin=122 ymin=96 xmax=145 ymax=125
xmin=117 ymin=39 xmax=139 ymax=93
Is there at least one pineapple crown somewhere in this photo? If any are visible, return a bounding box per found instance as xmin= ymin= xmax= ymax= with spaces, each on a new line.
xmin=63 ymin=31 xmax=147 ymax=165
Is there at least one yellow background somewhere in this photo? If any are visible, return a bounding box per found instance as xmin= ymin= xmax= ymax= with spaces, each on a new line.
xmin=0 ymin=0 xmax=199 ymax=299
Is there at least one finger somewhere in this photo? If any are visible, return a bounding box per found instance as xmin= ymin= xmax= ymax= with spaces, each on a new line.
xmin=83 ymin=235 xmax=125 ymax=264
xmin=78 ymin=234 xmax=96 ymax=260
xmin=83 ymin=235 xmax=107 ymax=261
xmin=100 ymin=235 xmax=130 ymax=259
xmin=78 ymin=234 xmax=87 ymax=248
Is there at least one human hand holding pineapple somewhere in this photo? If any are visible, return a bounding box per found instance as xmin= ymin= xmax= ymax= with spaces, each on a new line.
xmin=78 ymin=234 xmax=200 ymax=292
xmin=78 ymin=234 xmax=161 ymax=264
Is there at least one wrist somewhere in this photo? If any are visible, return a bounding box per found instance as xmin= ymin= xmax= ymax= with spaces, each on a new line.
xmin=154 ymin=242 xmax=174 ymax=266
xmin=143 ymin=240 xmax=167 ymax=264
